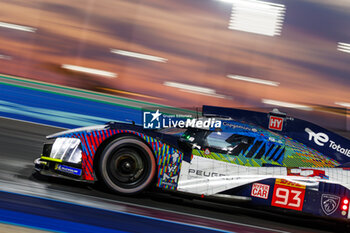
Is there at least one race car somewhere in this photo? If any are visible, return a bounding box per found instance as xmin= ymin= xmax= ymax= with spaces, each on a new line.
xmin=34 ymin=105 xmax=350 ymax=219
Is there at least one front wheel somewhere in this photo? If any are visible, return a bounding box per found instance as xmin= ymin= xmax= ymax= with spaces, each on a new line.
xmin=98 ymin=137 xmax=156 ymax=195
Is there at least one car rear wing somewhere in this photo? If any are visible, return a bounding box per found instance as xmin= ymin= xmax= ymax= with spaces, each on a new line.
xmin=203 ymin=105 xmax=350 ymax=165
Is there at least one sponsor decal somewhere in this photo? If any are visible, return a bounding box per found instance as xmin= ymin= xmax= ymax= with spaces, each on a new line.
xmin=162 ymin=152 xmax=180 ymax=186
xmin=287 ymin=168 xmax=329 ymax=180
xmin=272 ymin=179 xmax=305 ymax=211
xmin=275 ymin=178 xmax=306 ymax=189
xmin=188 ymin=169 xmax=225 ymax=177
xmin=55 ymin=164 xmax=82 ymax=176
xmin=305 ymin=128 xmax=350 ymax=157
xmin=329 ymin=140 xmax=350 ymax=156
xmin=305 ymin=128 xmax=329 ymax=146
xmin=321 ymin=194 xmax=340 ymax=215
xmin=251 ymin=183 xmax=270 ymax=199
xmin=269 ymin=116 xmax=283 ymax=131
xmin=143 ymin=109 xmax=221 ymax=129
xmin=222 ymin=122 xmax=257 ymax=132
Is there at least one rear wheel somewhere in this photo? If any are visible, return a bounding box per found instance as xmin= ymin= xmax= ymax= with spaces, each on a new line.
xmin=98 ymin=137 xmax=156 ymax=195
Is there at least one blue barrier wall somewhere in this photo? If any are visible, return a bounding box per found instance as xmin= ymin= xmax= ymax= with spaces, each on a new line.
xmin=0 ymin=82 xmax=142 ymax=128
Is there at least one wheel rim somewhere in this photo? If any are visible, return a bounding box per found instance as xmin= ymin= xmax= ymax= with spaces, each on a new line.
xmin=100 ymin=138 xmax=156 ymax=194
xmin=108 ymin=148 xmax=147 ymax=187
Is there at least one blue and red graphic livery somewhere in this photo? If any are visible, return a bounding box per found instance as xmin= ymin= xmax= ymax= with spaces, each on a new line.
xmin=34 ymin=106 xmax=350 ymax=220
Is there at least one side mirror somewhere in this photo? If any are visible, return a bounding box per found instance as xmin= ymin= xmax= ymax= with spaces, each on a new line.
xmin=242 ymin=138 xmax=249 ymax=144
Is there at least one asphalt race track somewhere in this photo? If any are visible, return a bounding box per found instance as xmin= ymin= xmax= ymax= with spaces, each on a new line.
xmin=0 ymin=117 xmax=349 ymax=233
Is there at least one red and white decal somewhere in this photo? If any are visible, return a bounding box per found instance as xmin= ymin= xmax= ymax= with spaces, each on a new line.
xmin=287 ymin=168 xmax=329 ymax=179
xmin=271 ymin=179 xmax=305 ymax=211
xmin=269 ymin=116 xmax=283 ymax=131
xmin=251 ymin=183 xmax=270 ymax=199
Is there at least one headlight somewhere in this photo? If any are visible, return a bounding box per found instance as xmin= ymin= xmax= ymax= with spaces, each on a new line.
xmin=50 ymin=138 xmax=82 ymax=164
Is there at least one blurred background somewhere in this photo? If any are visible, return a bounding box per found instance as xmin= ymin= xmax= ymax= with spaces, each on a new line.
xmin=0 ymin=0 xmax=349 ymax=129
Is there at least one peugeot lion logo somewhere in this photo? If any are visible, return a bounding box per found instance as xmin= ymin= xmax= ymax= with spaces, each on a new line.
xmin=321 ymin=194 xmax=340 ymax=215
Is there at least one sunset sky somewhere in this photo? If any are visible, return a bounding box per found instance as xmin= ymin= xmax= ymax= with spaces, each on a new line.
xmin=0 ymin=0 xmax=349 ymax=109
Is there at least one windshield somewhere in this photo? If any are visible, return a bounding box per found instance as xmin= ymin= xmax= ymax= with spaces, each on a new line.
xmin=179 ymin=128 xmax=257 ymax=153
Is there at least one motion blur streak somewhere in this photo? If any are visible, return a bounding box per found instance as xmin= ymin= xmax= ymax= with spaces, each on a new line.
xmin=98 ymin=87 xmax=163 ymax=100
xmin=227 ymin=0 xmax=286 ymax=36
xmin=227 ymin=74 xmax=279 ymax=86
xmin=61 ymin=64 xmax=117 ymax=78
xmin=164 ymin=81 xmax=226 ymax=99
xmin=335 ymin=102 xmax=350 ymax=108
xmin=262 ymin=99 xmax=313 ymax=111
xmin=338 ymin=42 xmax=350 ymax=54
xmin=0 ymin=55 xmax=11 ymax=60
xmin=218 ymin=0 xmax=284 ymax=7
xmin=180 ymin=90 xmax=226 ymax=99
xmin=164 ymin=81 xmax=215 ymax=94
xmin=0 ymin=22 xmax=36 ymax=32
xmin=111 ymin=49 xmax=168 ymax=63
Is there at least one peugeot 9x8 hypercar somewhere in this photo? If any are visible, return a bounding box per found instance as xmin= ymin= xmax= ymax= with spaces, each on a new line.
xmin=34 ymin=105 xmax=350 ymax=220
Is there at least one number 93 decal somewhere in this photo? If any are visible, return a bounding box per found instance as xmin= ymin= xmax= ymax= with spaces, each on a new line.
xmin=271 ymin=179 xmax=306 ymax=211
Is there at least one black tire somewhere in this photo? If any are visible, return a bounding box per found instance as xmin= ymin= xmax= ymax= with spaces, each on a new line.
xmin=98 ymin=137 xmax=156 ymax=195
